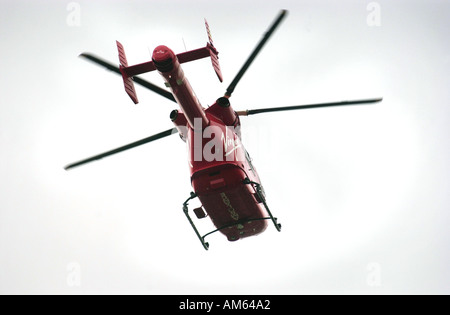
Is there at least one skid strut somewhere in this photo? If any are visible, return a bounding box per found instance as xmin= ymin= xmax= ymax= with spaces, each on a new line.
xmin=182 ymin=192 xmax=210 ymax=250
xmin=243 ymin=178 xmax=282 ymax=232
xmin=182 ymin=179 xmax=281 ymax=250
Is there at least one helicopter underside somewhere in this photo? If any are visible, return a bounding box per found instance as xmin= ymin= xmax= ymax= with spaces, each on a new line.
xmin=183 ymin=164 xmax=281 ymax=250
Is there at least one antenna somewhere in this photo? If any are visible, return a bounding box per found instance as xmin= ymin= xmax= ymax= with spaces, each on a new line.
xmin=182 ymin=37 xmax=187 ymax=52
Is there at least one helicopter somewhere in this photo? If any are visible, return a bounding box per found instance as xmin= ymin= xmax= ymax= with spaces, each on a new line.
xmin=65 ymin=10 xmax=382 ymax=250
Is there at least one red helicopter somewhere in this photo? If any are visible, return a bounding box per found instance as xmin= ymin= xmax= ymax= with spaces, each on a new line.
xmin=65 ymin=10 xmax=382 ymax=250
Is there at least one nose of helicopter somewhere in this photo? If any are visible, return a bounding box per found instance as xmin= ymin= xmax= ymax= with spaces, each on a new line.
xmin=152 ymin=45 xmax=175 ymax=72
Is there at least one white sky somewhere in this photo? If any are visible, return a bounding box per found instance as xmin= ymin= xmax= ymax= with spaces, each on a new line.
xmin=1 ymin=0 xmax=449 ymax=294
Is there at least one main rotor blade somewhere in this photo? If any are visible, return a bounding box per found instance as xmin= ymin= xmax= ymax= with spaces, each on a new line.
xmin=79 ymin=53 xmax=176 ymax=103
xmin=236 ymin=98 xmax=383 ymax=116
xmin=225 ymin=10 xmax=288 ymax=98
xmin=64 ymin=128 xmax=177 ymax=170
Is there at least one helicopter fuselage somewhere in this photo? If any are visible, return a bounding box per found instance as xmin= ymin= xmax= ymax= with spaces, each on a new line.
xmin=66 ymin=10 xmax=382 ymax=250
xmin=153 ymin=45 xmax=270 ymax=241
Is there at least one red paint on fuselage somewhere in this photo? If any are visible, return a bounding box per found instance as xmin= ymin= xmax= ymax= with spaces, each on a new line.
xmin=152 ymin=46 xmax=208 ymax=130
xmin=154 ymin=45 xmax=268 ymax=241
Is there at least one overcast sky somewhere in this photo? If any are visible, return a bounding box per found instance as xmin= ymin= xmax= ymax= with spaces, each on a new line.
xmin=1 ymin=0 xmax=449 ymax=294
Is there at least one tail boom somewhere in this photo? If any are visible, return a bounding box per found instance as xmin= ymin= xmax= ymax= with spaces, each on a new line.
xmin=115 ymin=19 xmax=222 ymax=104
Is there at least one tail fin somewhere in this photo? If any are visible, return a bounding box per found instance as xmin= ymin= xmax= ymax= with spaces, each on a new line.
xmin=205 ymin=19 xmax=223 ymax=82
xmin=116 ymin=40 xmax=139 ymax=104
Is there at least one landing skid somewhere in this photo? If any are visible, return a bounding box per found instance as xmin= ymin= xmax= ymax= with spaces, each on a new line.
xmin=182 ymin=178 xmax=282 ymax=250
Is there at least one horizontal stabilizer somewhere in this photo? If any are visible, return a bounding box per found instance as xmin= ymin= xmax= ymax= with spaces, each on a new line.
xmin=205 ymin=19 xmax=223 ymax=82
xmin=79 ymin=53 xmax=176 ymax=102
xmin=116 ymin=40 xmax=139 ymax=104
xmin=172 ymin=20 xmax=223 ymax=82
